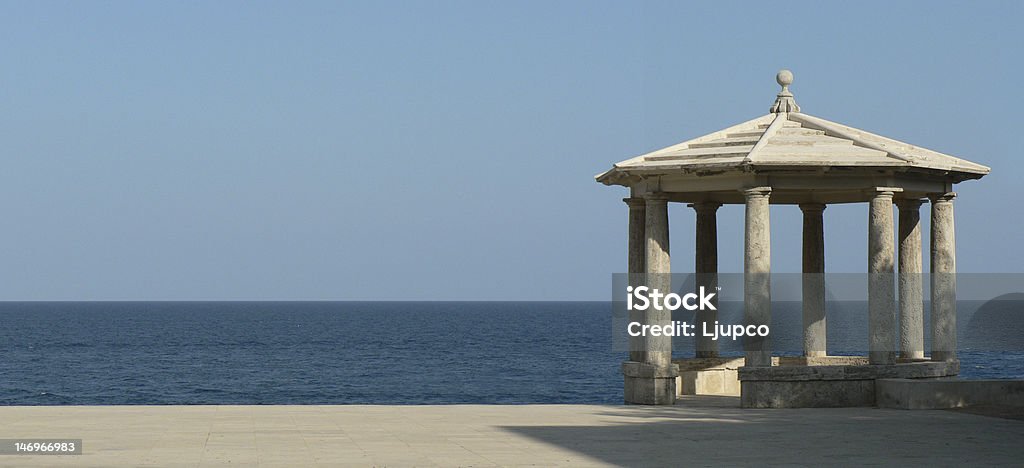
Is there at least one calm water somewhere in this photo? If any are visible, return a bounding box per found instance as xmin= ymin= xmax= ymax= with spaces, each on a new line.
xmin=0 ymin=301 xmax=1021 ymax=405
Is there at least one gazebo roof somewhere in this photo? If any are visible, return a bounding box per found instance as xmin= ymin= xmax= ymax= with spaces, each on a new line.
xmin=596 ymin=71 xmax=990 ymax=193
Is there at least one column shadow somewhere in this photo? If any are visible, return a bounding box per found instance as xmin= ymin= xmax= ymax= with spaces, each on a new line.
xmin=498 ymin=396 xmax=1024 ymax=466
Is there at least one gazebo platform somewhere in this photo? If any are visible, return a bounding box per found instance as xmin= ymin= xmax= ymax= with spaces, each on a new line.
xmin=674 ymin=356 xmax=958 ymax=408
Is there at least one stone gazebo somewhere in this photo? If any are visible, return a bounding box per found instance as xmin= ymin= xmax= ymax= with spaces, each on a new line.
xmin=596 ymin=70 xmax=990 ymax=407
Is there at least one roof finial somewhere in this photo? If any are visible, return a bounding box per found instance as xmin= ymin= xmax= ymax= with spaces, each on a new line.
xmin=770 ymin=69 xmax=800 ymax=113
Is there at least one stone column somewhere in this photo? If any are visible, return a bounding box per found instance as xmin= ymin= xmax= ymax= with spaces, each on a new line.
xmin=930 ymin=193 xmax=957 ymax=362
xmin=624 ymin=197 xmax=646 ymax=363
xmin=691 ymin=202 xmax=721 ymax=358
xmin=800 ymin=203 xmax=826 ymax=358
xmin=743 ymin=187 xmax=772 ymax=367
xmin=622 ymin=193 xmax=677 ymax=404
xmin=868 ymin=190 xmax=897 ymax=365
xmin=897 ymin=199 xmax=925 ymax=360
xmin=644 ymin=193 xmax=672 ymax=369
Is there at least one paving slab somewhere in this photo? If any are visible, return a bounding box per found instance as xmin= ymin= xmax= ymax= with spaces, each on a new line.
xmin=0 ymin=396 xmax=1021 ymax=466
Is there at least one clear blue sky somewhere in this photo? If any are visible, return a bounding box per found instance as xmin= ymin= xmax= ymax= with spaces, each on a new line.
xmin=0 ymin=1 xmax=1020 ymax=300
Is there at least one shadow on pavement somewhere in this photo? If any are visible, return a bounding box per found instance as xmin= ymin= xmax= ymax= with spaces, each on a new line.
xmin=499 ymin=396 xmax=1024 ymax=466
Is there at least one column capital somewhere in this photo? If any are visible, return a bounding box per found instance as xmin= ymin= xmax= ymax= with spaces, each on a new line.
xmin=895 ymin=198 xmax=926 ymax=210
xmin=870 ymin=188 xmax=898 ymax=199
xmin=623 ymin=197 xmax=647 ymax=208
xmin=929 ymin=192 xmax=957 ymax=203
xmin=742 ymin=186 xmax=772 ymax=198
xmin=687 ymin=201 xmax=722 ymax=213
xmin=798 ymin=202 xmax=826 ymax=213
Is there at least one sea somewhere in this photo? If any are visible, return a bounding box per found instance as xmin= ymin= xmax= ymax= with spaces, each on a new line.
xmin=1 ymin=301 xmax=1022 ymax=405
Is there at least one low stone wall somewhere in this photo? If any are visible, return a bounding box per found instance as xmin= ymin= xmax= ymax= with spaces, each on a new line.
xmin=680 ymin=368 xmax=741 ymax=396
xmin=673 ymin=357 xmax=745 ymax=396
xmin=876 ymin=378 xmax=1024 ymax=409
xmin=777 ymin=356 xmax=870 ymax=367
xmin=741 ymin=379 xmax=877 ymax=408
xmin=738 ymin=361 xmax=959 ymax=408
xmin=673 ymin=356 xmax=886 ymax=398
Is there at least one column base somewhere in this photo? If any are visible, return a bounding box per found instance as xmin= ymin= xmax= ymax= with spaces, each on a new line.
xmin=622 ymin=361 xmax=678 ymax=405
xmin=901 ymin=351 xmax=926 ymax=360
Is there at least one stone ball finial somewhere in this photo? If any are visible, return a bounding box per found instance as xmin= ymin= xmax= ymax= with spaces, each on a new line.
xmin=770 ymin=69 xmax=799 ymax=113
xmin=776 ymin=69 xmax=793 ymax=88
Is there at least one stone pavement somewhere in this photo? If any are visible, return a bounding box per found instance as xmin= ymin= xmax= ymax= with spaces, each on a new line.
xmin=0 ymin=396 xmax=1021 ymax=467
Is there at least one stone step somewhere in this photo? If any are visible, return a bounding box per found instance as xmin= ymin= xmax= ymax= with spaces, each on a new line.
xmin=775 ymin=127 xmax=827 ymax=136
xmin=757 ymin=121 xmax=802 ymax=129
xmin=688 ymin=136 xmax=762 ymax=149
xmin=647 ymin=144 xmax=754 ymax=160
xmin=726 ymin=130 xmax=767 ymax=138
xmin=767 ymin=135 xmax=853 ymax=145
xmin=729 ymin=128 xmax=825 ymax=139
